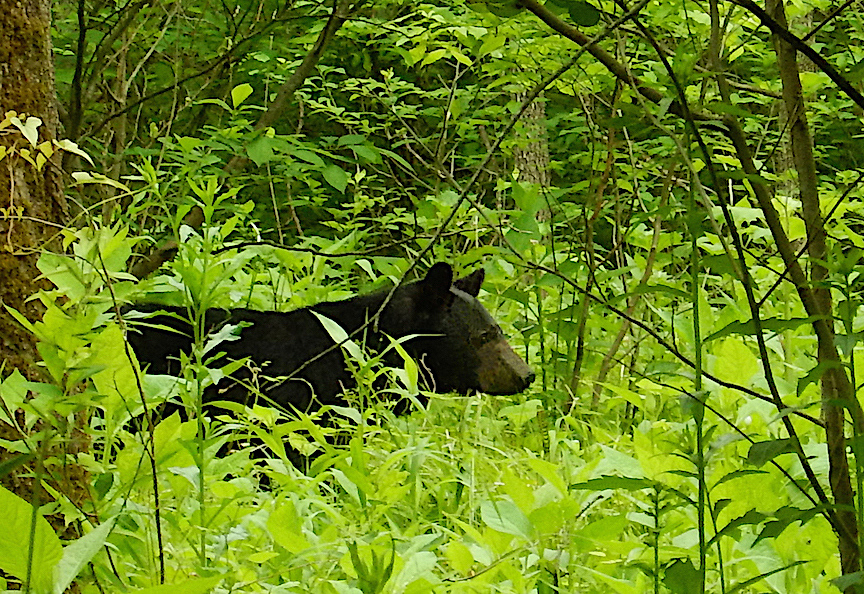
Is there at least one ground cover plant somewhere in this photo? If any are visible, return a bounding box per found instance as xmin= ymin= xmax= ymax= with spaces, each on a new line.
xmin=0 ymin=0 xmax=863 ymax=592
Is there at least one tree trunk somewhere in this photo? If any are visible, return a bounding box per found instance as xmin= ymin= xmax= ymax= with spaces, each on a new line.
xmin=513 ymin=90 xmax=551 ymax=189
xmin=767 ymin=0 xmax=861 ymax=583
xmin=0 ymin=0 xmax=73 ymax=512
xmin=0 ymin=0 xmax=68 ymax=374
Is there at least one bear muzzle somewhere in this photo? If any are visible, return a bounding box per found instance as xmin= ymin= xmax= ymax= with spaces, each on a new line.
xmin=475 ymin=338 xmax=535 ymax=395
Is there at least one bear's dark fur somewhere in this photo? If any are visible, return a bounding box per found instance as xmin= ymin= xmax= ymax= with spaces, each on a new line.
xmin=125 ymin=263 xmax=534 ymax=413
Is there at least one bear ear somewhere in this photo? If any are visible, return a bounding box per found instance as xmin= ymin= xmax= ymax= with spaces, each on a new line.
xmin=420 ymin=262 xmax=454 ymax=305
xmin=454 ymin=268 xmax=484 ymax=297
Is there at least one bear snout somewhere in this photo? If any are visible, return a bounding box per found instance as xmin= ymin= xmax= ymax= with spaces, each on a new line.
xmin=475 ymin=338 xmax=534 ymax=395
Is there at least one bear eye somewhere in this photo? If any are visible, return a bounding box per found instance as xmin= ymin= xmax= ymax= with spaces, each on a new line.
xmin=474 ymin=328 xmax=499 ymax=345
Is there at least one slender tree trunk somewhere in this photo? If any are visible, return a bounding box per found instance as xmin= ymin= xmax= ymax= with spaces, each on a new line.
xmin=767 ymin=0 xmax=861 ymax=582
xmin=513 ymin=90 xmax=550 ymax=189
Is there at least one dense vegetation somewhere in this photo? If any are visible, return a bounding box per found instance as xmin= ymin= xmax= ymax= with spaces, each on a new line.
xmin=1 ymin=0 xmax=863 ymax=591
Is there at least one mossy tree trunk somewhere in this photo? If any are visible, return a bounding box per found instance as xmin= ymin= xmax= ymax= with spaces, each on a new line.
xmin=0 ymin=0 xmax=68 ymax=373
xmin=0 ymin=0 xmax=72 ymax=504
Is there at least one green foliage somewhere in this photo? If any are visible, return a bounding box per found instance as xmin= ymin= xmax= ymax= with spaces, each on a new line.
xmin=3 ymin=0 xmax=862 ymax=591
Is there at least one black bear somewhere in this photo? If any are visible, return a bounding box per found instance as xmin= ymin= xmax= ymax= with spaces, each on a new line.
xmin=125 ymin=263 xmax=534 ymax=413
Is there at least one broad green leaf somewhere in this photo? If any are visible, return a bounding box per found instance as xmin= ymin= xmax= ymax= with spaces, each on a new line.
xmin=393 ymin=551 xmax=435 ymax=590
xmin=498 ymin=399 xmax=541 ymax=428
xmin=569 ymin=1 xmax=601 ymax=26
xmin=797 ymin=359 xmax=844 ymax=397
xmin=167 ymin=465 xmax=200 ymax=488
xmin=663 ymin=558 xmax=701 ymax=594
xmin=231 ymin=83 xmax=254 ymax=108
xmin=480 ymin=499 xmax=532 ymax=539
xmin=753 ymin=506 xmax=819 ymax=545
xmin=36 ymin=252 xmax=86 ymax=299
xmin=323 ymin=164 xmax=349 ymax=192
xmin=501 ymin=467 xmax=534 ymax=513
xmin=526 ymin=458 xmax=568 ymax=495
xmin=444 ymin=542 xmax=473 ymax=576
xmin=247 ymin=136 xmax=275 ymax=166
xmin=70 ymin=171 xmax=131 ymax=191
xmin=0 ymin=485 xmax=63 ymax=594
xmin=312 ymin=311 xmax=363 ymax=360
xmin=11 ymin=115 xmax=41 ymax=146
xmin=511 ymin=182 xmax=544 ymax=215
xmin=831 ymin=571 xmax=864 ymax=592
xmin=289 ymin=148 xmax=325 ymax=167
xmin=55 ymin=139 xmax=94 ymax=165
xmin=713 ymin=338 xmax=759 ymax=386
xmin=268 ymin=500 xmax=310 ymax=553
xmin=747 ymin=438 xmax=796 ymax=466
xmin=337 ymin=134 xmax=366 ymax=146
xmin=0 ymin=369 xmax=29 ymax=425
xmin=707 ymin=509 xmax=766 ymax=547
xmin=705 ymin=316 xmax=819 ymax=342
xmin=570 ymin=476 xmax=655 ymax=491
xmin=54 ymin=518 xmax=116 ymax=594
xmin=420 ymin=48 xmax=447 ymax=67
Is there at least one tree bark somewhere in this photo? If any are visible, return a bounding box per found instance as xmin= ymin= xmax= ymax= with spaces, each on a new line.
xmin=513 ymin=91 xmax=550 ymax=189
xmin=0 ymin=0 xmax=68 ymax=375
xmin=767 ymin=0 xmax=860 ymax=582
xmin=0 ymin=0 xmax=81 ymax=533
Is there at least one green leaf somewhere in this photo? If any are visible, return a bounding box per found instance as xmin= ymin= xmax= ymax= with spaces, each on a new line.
xmin=54 ymin=518 xmax=116 ymax=594
xmin=55 ymin=139 xmax=94 ymax=165
xmin=337 ymin=134 xmax=366 ymax=146
xmin=570 ymin=476 xmax=655 ymax=491
xmin=0 ymin=485 xmax=63 ymax=594
xmin=168 ymin=465 xmax=200 ymax=488
xmin=568 ymin=1 xmax=601 ymax=26
xmin=231 ymin=83 xmax=254 ymax=108
xmin=289 ymin=148 xmax=325 ymax=167
xmin=746 ymin=438 xmax=796 ymax=466
xmin=0 ymin=453 xmax=36 ymax=478
xmin=797 ymin=359 xmax=844 ymax=397
xmin=704 ymin=316 xmax=819 ymax=342
xmin=268 ymin=500 xmax=310 ymax=553
xmin=421 ymin=49 xmax=447 ymax=66
xmin=393 ymin=550 xmax=435 ymax=591
xmin=480 ymin=499 xmax=533 ymax=539
xmin=713 ymin=468 xmax=768 ymax=487
xmin=728 ymin=561 xmax=809 ymax=593
xmin=0 ymin=369 xmax=30 ymax=426
xmin=498 ymin=399 xmax=542 ymax=428
xmin=70 ymin=171 xmax=131 ymax=191
xmin=247 ymin=136 xmax=275 ymax=166
xmin=511 ymin=182 xmax=544 ymax=215
xmin=484 ymin=0 xmax=522 ymax=18
xmin=36 ymin=252 xmax=86 ymax=299
xmin=752 ymin=506 xmax=819 ymax=545
xmin=831 ymin=571 xmax=864 ymax=592
xmin=323 ymin=164 xmax=349 ymax=192
xmin=663 ymin=558 xmax=701 ymax=594
xmin=351 ymin=144 xmax=381 ymax=163
xmin=707 ymin=509 xmax=766 ymax=547
xmin=11 ymin=116 xmax=41 ymax=146
xmin=312 ymin=312 xmax=363 ymax=361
